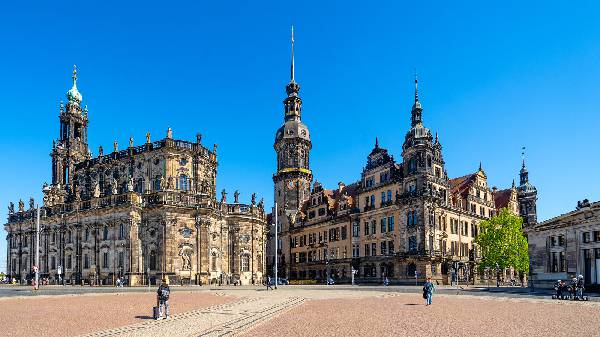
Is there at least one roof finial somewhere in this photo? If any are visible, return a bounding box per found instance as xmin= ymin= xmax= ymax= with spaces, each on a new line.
xmin=414 ymin=69 xmax=419 ymax=103
xmin=375 ymin=137 xmax=379 ymax=148
xmin=290 ymin=25 xmax=295 ymax=83
xmin=72 ymin=64 xmax=78 ymax=87
xmin=479 ymin=161 xmax=483 ymax=172
xmin=512 ymin=179 xmax=516 ymax=188
xmin=521 ymin=146 xmax=526 ymax=168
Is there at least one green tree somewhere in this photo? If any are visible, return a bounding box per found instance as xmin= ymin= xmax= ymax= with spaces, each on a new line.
xmin=475 ymin=208 xmax=529 ymax=273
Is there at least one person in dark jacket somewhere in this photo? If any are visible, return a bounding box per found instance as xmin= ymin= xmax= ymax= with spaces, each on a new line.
xmin=576 ymin=275 xmax=585 ymax=300
xmin=423 ymin=277 xmax=435 ymax=306
xmin=156 ymin=278 xmax=171 ymax=320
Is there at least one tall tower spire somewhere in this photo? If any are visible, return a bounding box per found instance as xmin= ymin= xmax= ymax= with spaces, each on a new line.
xmin=414 ymin=71 xmax=419 ymax=103
xmin=291 ymin=25 xmax=295 ymax=83
xmin=410 ymin=73 xmax=423 ymax=127
xmin=284 ymin=26 xmax=301 ymax=121
xmin=517 ymin=145 xmax=537 ymax=227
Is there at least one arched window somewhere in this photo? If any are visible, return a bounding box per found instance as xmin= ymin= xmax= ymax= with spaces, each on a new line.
xmin=407 ymin=263 xmax=416 ymax=277
xmin=149 ymin=250 xmax=157 ymax=270
xmin=178 ymin=175 xmax=189 ymax=191
xmin=103 ymin=226 xmax=109 ymax=240
xmin=241 ymin=254 xmax=250 ymax=272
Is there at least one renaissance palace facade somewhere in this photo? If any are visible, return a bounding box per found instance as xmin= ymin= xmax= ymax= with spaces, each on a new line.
xmin=269 ymin=32 xmax=538 ymax=284
xmin=4 ymin=67 xmax=267 ymax=286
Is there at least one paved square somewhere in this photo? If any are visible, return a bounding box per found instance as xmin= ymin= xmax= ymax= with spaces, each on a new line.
xmin=1 ymin=286 xmax=598 ymax=336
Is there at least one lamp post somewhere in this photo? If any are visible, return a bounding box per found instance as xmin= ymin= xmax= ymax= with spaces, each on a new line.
xmin=324 ymin=240 xmax=331 ymax=285
xmin=495 ymin=262 xmax=500 ymax=287
xmin=34 ymin=205 xmax=40 ymax=290
xmin=274 ymin=202 xmax=278 ymax=290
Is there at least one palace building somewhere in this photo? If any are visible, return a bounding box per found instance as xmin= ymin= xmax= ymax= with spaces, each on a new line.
xmin=4 ymin=67 xmax=267 ymax=286
xmin=269 ymin=32 xmax=537 ymax=284
xmin=526 ymin=199 xmax=600 ymax=288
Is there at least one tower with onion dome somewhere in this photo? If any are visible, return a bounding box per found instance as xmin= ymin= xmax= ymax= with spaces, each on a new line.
xmin=51 ymin=65 xmax=91 ymax=191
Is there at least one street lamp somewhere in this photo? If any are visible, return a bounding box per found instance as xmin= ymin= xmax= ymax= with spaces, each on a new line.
xmin=147 ymin=267 xmax=150 ymax=287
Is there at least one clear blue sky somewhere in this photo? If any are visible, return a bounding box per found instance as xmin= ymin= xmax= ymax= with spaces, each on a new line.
xmin=1 ymin=1 xmax=599 ymax=272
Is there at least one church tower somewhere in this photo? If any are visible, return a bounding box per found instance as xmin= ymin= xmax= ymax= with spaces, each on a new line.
xmin=273 ymin=28 xmax=313 ymax=275
xmin=401 ymin=76 xmax=447 ymax=196
xmin=517 ymin=157 xmax=537 ymax=227
xmin=51 ymin=65 xmax=90 ymax=190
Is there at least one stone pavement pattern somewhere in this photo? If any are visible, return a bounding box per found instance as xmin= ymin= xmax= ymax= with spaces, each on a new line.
xmin=84 ymin=295 xmax=305 ymax=337
xmin=3 ymin=287 xmax=600 ymax=337
xmin=244 ymin=292 xmax=600 ymax=337
xmin=0 ymin=291 xmax=236 ymax=337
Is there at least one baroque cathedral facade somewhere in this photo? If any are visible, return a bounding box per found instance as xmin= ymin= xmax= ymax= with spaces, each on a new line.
xmin=270 ymin=33 xmax=538 ymax=284
xmin=5 ymin=67 xmax=267 ymax=286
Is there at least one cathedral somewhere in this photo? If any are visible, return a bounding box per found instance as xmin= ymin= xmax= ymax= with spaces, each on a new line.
xmin=4 ymin=67 xmax=267 ymax=286
xmin=269 ymin=32 xmax=538 ymax=284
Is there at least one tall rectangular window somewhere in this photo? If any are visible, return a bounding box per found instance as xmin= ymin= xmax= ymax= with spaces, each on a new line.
xmin=370 ymin=220 xmax=376 ymax=235
xmin=352 ymin=222 xmax=359 ymax=237
xmin=388 ymin=240 xmax=394 ymax=254
xmin=84 ymin=254 xmax=90 ymax=269
xmin=387 ymin=190 xmax=392 ymax=202
xmin=364 ymin=222 xmax=369 ymax=236
xmin=103 ymin=252 xmax=109 ymax=268
xmin=381 ymin=241 xmax=387 ymax=255
xmin=371 ymin=243 xmax=377 ymax=256
xmin=380 ymin=218 xmax=387 ymax=233
xmin=364 ymin=244 xmax=370 ymax=256
xmin=388 ymin=216 xmax=395 ymax=232
xmin=409 ymin=236 xmax=417 ymax=252
xmin=381 ymin=191 xmax=386 ymax=203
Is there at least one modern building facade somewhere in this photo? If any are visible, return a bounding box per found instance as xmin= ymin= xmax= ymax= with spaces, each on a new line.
xmin=269 ymin=33 xmax=537 ymax=284
xmin=5 ymin=67 xmax=267 ymax=286
xmin=526 ymin=199 xmax=600 ymax=288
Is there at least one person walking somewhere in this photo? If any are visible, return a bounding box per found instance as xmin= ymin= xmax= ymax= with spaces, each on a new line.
xmin=266 ymin=276 xmax=274 ymax=290
xmin=423 ymin=277 xmax=435 ymax=306
xmin=576 ymin=275 xmax=585 ymax=300
xmin=156 ymin=278 xmax=171 ymax=320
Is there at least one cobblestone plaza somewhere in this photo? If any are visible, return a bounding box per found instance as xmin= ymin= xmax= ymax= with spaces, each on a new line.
xmin=0 ymin=285 xmax=598 ymax=337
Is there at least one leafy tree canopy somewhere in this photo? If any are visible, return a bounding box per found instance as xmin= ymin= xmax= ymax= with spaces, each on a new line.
xmin=475 ymin=208 xmax=529 ymax=273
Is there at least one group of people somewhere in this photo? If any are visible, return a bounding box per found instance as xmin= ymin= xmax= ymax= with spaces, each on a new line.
xmin=554 ymin=275 xmax=586 ymax=300
xmin=115 ymin=277 xmax=125 ymax=287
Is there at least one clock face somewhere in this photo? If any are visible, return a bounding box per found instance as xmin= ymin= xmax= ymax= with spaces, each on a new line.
xmin=287 ymin=180 xmax=296 ymax=190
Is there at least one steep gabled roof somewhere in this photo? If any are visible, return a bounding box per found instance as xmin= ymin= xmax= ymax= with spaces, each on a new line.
xmin=494 ymin=188 xmax=513 ymax=210
xmin=449 ymin=173 xmax=477 ymax=198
